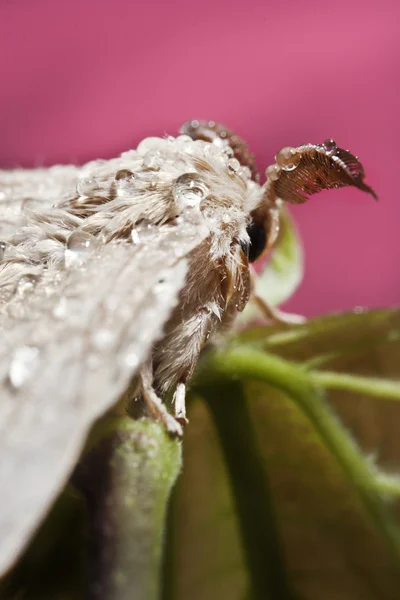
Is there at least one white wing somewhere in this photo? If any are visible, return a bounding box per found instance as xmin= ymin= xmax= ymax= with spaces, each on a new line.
xmin=0 ymin=154 xmax=209 ymax=575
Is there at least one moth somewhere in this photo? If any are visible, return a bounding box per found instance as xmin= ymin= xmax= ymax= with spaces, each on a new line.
xmin=0 ymin=120 xmax=376 ymax=575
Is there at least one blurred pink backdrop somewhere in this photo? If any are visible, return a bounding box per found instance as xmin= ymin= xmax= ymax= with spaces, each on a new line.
xmin=0 ymin=0 xmax=398 ymax=316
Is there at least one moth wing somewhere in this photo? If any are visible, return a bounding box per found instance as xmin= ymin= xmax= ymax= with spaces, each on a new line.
xmin=0 ymin=214 xmax=208 ymax=576
xmin=0 ymin=166 xmax=82 ymax=236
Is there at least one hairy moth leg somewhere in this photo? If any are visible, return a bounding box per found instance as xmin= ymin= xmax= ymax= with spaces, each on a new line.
xmin=140 ymin=362 xmax=183 ymax=439
xmin=249 ymin=266 xmax=306 ymax=326
xmin=252 ymin=292 xmax=306 ymax=325
xmin=173 ymin=382 xmax=189 ymax=426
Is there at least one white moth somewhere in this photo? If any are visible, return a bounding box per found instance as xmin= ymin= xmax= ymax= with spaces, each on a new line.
xmin=0 ymin=120 xmax=376 ymax=575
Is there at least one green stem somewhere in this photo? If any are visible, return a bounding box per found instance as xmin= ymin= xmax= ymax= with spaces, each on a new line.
xmin=74 ymin=418 xmax=181 ymax=600
xmin=202 ymin=382 xmax=296 ymax=600
xmin=195 ymin=346 xmax=400 ymax=564
xmin=310 ymin=371 xmax=400 ymax=400
xmin=375 ymin=472 xmax=400 ymax=499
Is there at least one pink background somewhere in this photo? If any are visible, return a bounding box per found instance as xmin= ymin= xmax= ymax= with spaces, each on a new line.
xmin=0 ymin=0 xmax=398 ymax=316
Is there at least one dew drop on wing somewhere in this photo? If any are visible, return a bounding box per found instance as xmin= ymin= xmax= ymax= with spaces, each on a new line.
xmin=77 ymin=177 xmax=96 ymax=196
xmin=173 ymin=173 xmax=209 ymax=209
xmin=64 ymin=231 xmax=97 ymax=269
xmin=143 ymin=150 xmax=163 ymax=170
xmin=238 ymin=165 xmax=251 ymax=180
xmin=52 ymin=296 xmax=68 ymax=320
xmin=91 ymin=328 xmax=118 ymax=352
xmin=131 ymin=230 xmax=141 ymax=245
xmin=8 ymin=346 xmax=40 ymax=389
xmin=0 ymin=241 xmax=7 ymax=261
xmin=17 ymin=274 xmax=39 ymax=297
xmin=222 ymin=145 xmax=234 ymax=158
xmin=227 ymin=157 xmax=241 ymax=173
xmin=115 ymin=168 xmax=135 ymax=181
xmin=122 ymin=344 xmax=139 ymax=370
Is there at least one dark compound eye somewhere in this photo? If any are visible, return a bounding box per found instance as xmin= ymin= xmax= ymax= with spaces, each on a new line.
xmin=241 ymin=221 xmax=268 ymax=263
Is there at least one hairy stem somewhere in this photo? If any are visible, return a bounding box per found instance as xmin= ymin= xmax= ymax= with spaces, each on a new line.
xmin=74 ymin=418 xmax=181 ymax=600
xmin=310 ymin=370 xmax=400 ymax=400
xmin=201 ymin=382 xmax=296 ymax=600
xmin=195 ymin=346 xmax=400 ymax=563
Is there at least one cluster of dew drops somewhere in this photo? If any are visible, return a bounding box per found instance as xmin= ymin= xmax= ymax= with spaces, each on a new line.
xmin=1 ymin=226 xmax=102 ymax=391
xmin=1 ymin=135 xmax=252 ymax=393
xmin=265 ymin=139 xmax=338 ymax=182
xmin=6 ymin=133 xmax=343 ymax=393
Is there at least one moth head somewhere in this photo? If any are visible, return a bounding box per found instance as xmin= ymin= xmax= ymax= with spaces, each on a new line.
xmin=241 ymin=202 xmax=280 ymax=263
xmin=181 ymin=121 xmax=377 ymax=263
xmin=245 ymin=139 xmax=378 ymax=262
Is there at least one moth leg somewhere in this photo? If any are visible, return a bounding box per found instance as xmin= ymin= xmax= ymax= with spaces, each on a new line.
xmin=140 ymin=362 xmax=183 ymax=439
xmin=249 ymin=266 xmax=305 ymax=326
xmin=173 ymin=382 xmax=189 ymax=427
xmin=252 ymin=293 xmax=306 ymax=325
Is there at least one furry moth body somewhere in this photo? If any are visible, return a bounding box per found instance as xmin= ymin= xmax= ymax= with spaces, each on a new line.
xmin=0 ymin=120 xmax=376 ymax=575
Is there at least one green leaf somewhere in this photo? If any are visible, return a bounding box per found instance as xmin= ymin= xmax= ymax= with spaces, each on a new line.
xmin=238 ymin=207 xmax=303 ymax=327
xmin=166 ymin=310 xmax=400 ymax=600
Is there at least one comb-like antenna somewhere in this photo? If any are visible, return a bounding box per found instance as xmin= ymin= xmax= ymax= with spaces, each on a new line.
xmin=180 ymin=120 xmax=259 ymax=181
xmin=264 ymin=140 xmax=378 ymax=204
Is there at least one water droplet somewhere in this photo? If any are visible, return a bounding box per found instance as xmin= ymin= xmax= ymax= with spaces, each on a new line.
xmin=65 ymin=231 xmax=97 ymax=269
xmin=190 ymin=120 xmax=199 ymax=129
xmin=204 ymin=143 xmax=224 ymax=159
xmin=222 ymin=145 xmax=234 ymax=158
xmin=52 ymin=296 xmax=68 ymax=319
xmin=8 ymin=346 xmax=40 ymax=388
xmin=322 ymin=139 xmax=337 ymax=154
xmin=173 ymin=173 xmax=209 ymax=208
xmin=143 ymin=150 xmax=162 ymax=170
xmin=265 ymin=164 xmax=281 ymax=181
xmin=211 ymin=136 xmax=226 ymax=149
xmin=227 ymin=157 xmax=240 ymax=173
xmin=131 ymin=230 xmax=141 ymax=245
xmin=176 ymin=134 xmax=192 ymax=144
xmin=123 ymin=346 xmax=139 ymax=369
xmin=0 ymin=241 xmax=7 ymax=260
xmin=77 ymin=177 xmax=96 ymax=195
xmin=17 ymin=274 xmax=38 ymax=297
xmin=115 ymin=169 xmax=134 ymax=181
xmin=91 ymin=328 xmax=117 ymax=351
xmin=275 ymin=147 xmax=300 ymax=171
xmin=67 ymin=231 xmax=95 ymax=251
xmin=238 ymin=166 xmax=251 ymax=180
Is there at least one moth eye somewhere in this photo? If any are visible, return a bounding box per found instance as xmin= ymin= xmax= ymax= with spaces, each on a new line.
xmin=243 ymin=221 xmax=268 ymax=263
